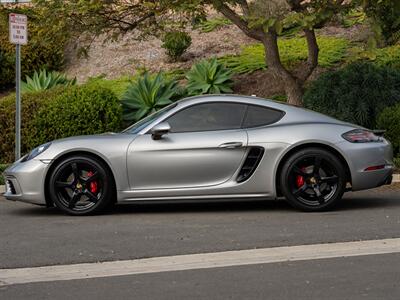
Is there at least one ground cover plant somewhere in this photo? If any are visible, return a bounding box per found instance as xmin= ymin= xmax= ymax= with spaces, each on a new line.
xmin=219 ymin=36 xmax=349 ymax=74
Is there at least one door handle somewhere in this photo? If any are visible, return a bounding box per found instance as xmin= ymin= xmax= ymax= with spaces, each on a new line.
xmin=219 ymin=142 xmax=243 ymax=149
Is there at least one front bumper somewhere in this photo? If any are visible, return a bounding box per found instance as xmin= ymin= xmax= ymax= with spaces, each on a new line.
xmin=3 ymin=159 xmax=49 ymax=205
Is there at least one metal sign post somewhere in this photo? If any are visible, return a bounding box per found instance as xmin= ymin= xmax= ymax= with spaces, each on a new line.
xmin=8 ymin=11 xmax=28 ymax=160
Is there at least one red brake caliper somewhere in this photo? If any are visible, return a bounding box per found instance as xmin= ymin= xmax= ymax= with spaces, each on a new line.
xmin=296 ymin=168 xmax=305 ymax=188
xmin=87 ymin=171 xmax=98 ymax=194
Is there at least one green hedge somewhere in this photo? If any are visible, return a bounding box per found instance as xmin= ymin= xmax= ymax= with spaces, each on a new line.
xmin=377 ymin=103 xmax=400 ymax=159
xmin=0 ymin=7 xmax=66 ymax=90
xmin=0 ymin=164 xmax=9 ymax=185
xmin=304 ymin=62 xmax=400 ymax=129
xmin=0 ymin=84 xmax=122 ymax=163
xmin=0 ymin=88 xmax=62 ymax=163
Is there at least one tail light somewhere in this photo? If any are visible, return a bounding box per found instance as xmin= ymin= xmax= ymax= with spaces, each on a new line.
xmin=342 ymin=129 xmax=382 ymax=143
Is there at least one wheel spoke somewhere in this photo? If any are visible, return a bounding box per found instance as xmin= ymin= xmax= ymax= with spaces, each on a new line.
xmin=85 ymin=190 xmax=98 ymax=203
xmin=293 ymin=184 xmax=308 ymax=196
xmin=68 ymin=192 xmax=81 ymax=209
xmin=313 ymin=157 xmax=322 ymax=175
xmin=56 ymin=181 xmax=73 ymax=189
xmin=83 ymin=171 xmax=99 ymax=184
xmin=71 ymin=163 xmax=80 ymax=182
xmin=320 ymin=175 xmax=339 ymax=184
xmin=312 ymin=186 xmax=325 ymax=204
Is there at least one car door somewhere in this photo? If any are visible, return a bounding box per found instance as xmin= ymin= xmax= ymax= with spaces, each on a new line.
xmin=127 ymin=102 xmax=248 ymax=190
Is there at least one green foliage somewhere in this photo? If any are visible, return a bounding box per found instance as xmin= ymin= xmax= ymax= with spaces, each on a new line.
xmin=341 ymin=8 xmax=366 ymax=28
xmin=0 ymin=88 xmax=63 ymax=163
xmin=0 ymin=6 xmax=66 ymax=90
xmin=348 ymin=44 xmax=400 ymax=69
xmin=304 ymin=62 xmax=400 ymax=129
xmin=377 ymin=104 xmax=400 ymax=158
xmin=0 ymin=164 xmax=10 ymax=185
xmin=86 ymin=75 xmax=134 ymax=98
xmin=394 ymin=157 xmax=400 ymax=170
xmin=32 ymin=85 xmax=122 ymax=146
xmin=219 ymin=36 xmax=349 ymax=74
xmin=121 ymin=72 xmax=179 ymax=123
xmin=198 ymin=17 xmax=232 ymax=32
xmin=186 ymin=58 xmax=233 ymax=95
xmin=161 ymin=31 xmax=192 ymax=61
xmin=21 ymin=70 xmax=76 ymax=93
xmin=363 ymin=0 xmax=400 ymax=45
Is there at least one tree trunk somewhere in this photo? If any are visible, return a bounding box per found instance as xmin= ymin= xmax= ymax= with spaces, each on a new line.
xmin=261 ymin=32 xmax=304 ymax=106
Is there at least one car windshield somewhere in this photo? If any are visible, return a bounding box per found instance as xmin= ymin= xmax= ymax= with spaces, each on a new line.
xmin=121 ymin=103 xmax=178 ymax=134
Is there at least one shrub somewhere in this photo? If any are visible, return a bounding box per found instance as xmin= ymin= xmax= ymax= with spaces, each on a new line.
xmin=86 ymin=75 xmax=134 ymax=98
xmin=219 ymin=36 xmax=349 ymax=74
xmin=161 ymin=31 xmax=192 ymax=62
xmin=0 ymin=164 xmax=10 ymax=185
xmin=186 ymin=58 xmax=233 ymax=95
xmin=0 ymin=7 xmax=66 ymax=90
xmin=21 ymin=70 xmax=76 ymax=93
xmin=121 ymin=72 xmax=179 ymax=123
xmin=304 ymin=62 xmax=400 ymax=129
xmin=0 ymin=88 xmax=63 ymax=163
xmin=198 ymin=17 xmax=232 ymax=33
xmin=32 ymin=84 xmax=122 ymax=147
xmin=377 ymin=103 xmax=400 ymax=158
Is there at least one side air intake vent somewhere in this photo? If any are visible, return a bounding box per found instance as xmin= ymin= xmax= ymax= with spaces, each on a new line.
xmin=237 ymin=147 xmax=264 ymax=183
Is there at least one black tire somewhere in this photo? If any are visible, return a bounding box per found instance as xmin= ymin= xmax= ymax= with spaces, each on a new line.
xmin=280 ymin=148 xmax=346 ymax=212
xmin=49 ymin=155 xmax=115 ymax=216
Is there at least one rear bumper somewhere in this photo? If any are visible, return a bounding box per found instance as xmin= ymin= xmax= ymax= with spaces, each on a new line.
xmin=337 ymin=139 xmax=394 ymax=191
xmin=3 ymin=159 xmax=49 ymax=206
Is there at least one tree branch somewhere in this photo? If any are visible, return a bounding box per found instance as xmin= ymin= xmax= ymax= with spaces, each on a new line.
xmin=213 ymin=1 xmax=264 ymax=40
xmin=299 ymin=28 xmax=319 ymax=82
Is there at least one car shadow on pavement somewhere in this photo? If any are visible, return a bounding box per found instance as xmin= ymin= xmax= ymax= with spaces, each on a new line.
xmin=6 ymin=197 xmax=399 ymax=218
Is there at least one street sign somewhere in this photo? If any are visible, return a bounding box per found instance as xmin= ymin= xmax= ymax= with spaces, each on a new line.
xmin=9 ymin=13 xmax=28 ymax=45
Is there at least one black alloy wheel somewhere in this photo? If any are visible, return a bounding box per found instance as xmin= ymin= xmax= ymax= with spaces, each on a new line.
xmin=280 ymin=148 xmax=347 ymax=211
xmin=49 ymin=155 xmax=114 ymax=215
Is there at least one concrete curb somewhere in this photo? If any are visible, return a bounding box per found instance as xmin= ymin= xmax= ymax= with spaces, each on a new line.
xmin=0 ymin=175 xmax=399 ymax=195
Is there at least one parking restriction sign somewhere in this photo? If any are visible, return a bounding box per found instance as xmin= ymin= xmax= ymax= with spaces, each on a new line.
xmin=9 ymin=13 xmax=28 ymax=45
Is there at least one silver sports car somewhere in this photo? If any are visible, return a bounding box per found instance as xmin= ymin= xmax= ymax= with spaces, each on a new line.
xmin=4 ymin=95 xmax=394 ymax=215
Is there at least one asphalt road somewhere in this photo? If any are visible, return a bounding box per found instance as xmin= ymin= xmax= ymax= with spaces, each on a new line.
xmin=1 ymin=184 xmax=400 ymax=299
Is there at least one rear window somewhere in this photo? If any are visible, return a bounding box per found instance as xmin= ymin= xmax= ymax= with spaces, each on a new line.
xmin=242 ymin=105 xmax=284 ymax=128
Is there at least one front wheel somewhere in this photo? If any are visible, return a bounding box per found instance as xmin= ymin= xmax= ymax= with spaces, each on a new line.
xmin=49 ymin=155 xmax=115 ymax=216
xmin=280 ymin=148 xmax=347 ymax=212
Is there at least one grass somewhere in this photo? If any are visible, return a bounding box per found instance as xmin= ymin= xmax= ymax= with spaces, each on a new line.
xmin=0 ymin=164 xmax=9 ymax=185
xmin=394 ymin=157 xmax=400 ymax=172
xmin=219 ymin=36 xmax=350 ymax=74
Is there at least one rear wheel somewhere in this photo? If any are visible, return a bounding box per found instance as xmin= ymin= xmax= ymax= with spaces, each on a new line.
xmin=280 ymin=148 xmax=346 ymax=212
xmin=49 ymin=155 xmax=114 ymax=215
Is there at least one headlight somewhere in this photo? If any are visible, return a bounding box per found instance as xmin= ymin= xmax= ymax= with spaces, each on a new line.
xmin=23 ymin=142 xmax=52 ymax=161
xmin=342 ymin=129 xmax=382 ymax=143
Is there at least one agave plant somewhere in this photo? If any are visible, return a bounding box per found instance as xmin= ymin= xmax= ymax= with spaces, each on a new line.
xmin=21 ymin=70 xmax=76 ymax=93
xmin=121 ymin=72 xmax=179 ymax=123
xmin=186 ymin=58 xmax=233 ymax=95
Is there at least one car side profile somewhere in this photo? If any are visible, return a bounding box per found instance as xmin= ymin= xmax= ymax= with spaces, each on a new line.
xmin=4 ymin=95 xmax=394 ymax=215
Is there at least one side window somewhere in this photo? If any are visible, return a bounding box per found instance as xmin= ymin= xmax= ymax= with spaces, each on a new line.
xmin=243 ymin=105 xmax=284 ymax=128
xmin=167 ymin=102 xmax=247 ymax=133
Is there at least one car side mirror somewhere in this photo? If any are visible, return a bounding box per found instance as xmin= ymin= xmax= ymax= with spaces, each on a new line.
xmin=151 ymin=122 xmax=171 ymax=140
